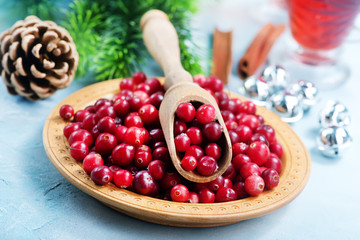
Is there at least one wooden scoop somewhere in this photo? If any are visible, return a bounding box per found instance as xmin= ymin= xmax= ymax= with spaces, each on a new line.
xmin=140 ymin=10 xmax=232 ymax=183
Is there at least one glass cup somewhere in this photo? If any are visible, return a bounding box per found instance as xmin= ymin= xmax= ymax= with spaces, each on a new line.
xmin=285 ymin=0 xmax=360 ymax=89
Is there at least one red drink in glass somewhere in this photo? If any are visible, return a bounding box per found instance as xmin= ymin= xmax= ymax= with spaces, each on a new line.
xmin=289 ymin=0 xmax=360 ymax=50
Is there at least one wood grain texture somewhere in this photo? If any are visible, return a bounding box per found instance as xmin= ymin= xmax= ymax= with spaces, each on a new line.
xmin=43 ymin=78 xmax=311 ymax=228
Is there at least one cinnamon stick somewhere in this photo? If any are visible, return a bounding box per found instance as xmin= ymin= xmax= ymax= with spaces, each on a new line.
xmin=211 ymin=28 xmax=233 ymax=84
xmin=238 ymin=23 xmax=285 ymax=80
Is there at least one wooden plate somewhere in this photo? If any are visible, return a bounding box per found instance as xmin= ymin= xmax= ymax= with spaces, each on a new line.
xmin=43 ymin=78 xmax=311 ymax=227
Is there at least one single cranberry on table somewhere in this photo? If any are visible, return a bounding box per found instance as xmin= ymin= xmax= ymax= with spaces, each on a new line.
xmin=59 ymin=104 xmax=74 ymax=120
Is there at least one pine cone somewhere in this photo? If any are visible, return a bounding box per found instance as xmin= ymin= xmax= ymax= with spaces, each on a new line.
xmin=0 ymin=16 xmax=79 ymax=101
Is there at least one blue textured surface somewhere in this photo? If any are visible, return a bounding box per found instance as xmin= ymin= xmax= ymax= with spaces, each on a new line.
xmin=1 ymin=1 xmax=360 ymax=239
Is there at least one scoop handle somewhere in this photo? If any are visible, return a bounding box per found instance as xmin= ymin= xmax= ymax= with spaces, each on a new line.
xmin=140 ymin=10 xmax=193 ymax=90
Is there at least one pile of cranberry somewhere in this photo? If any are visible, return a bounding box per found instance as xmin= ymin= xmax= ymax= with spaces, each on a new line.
xmin=59 ymin=72 xmax=283 ymax=203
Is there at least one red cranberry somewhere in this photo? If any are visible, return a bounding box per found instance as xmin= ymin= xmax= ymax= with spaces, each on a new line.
xmin=249 ymin=133 xmax=269 ymax=146
xmin=208 ymin=76 xmax=224 ymax=92
xmin=205 ymin=143 xmax=221 ymax=161
xmin=133 ymin=90 xmax=149 ymax=104
xmin=159 ymin=172 xmax=181 ymax=191
xmin=134 ymin=150 xmax=152 ymax=168
xmin=233 ymin=181 xmax=249 ymax=199
xmin=152 ymin=147 xmax=170 ymax=162
xmin=113 ymin=169 xmax=133 ymax=188
xmin=202 ymin=122 xmax=222 ymax=142
xmin=63 ymin=122 xmax=82 ymax=139
xmin=238 ymin=114 xmax=260 ymax=131
xmin=193 ymin=74 xmax=208 ymax=88
xmin=232 ymin=153 xmax=251 ymax=172
xmin=138 ymin=104 xmax=159 ymax=125
xmin=234 ymin=124 xmax=253 ymax=143
xmin=97 ymin=116 xmax=116 ymax=134
xmin=94 ymin=98 xmax=112 ymax=111
xmin=149 ymin=128 xmax=164 ymax=142
xmin=111 ymin=143 xmax=136 ymax=166
xmin=124 ymin=114 xmax=143 ymax=128
xmin=215 ymin=187 xmax=237 ymax=202
xmin=136 ymin=82 xmax=151 ymax=95
xmin=240 ymin=162 xmax=261 ymax=179
xmin=187 ymin=192 xmax=200 ymax=203
xmin=237 ymin=101 xmax=256 ymax=115
xmin=262 ymin=168 xmax=280 ymax=190
xmin=120 ymin=78 xmax=134 ymax=91
xmin=146 ymin=92 xmax=163 ymax=109
xmin=68 ymin=129 xmax=93 ymax=147
xmin=223 ymin=177 xmax=233 ymax=188
xmin=74 ymin=109 xmax=90 ymax=122
xmin=269 ymin=142 xmax=284 ymax=158
xmin=128 ymin=96 xmax=143 ymax=112
xmin=91 ymin=165 xmax=113 ymax=185
xmin=132 ymin=71 xmax=147 ymax=84
xmin=114 ymin=125 xmax=128 ymax=143
xmin=85 ymin=105 xmax=96 ymax=113
xmin=137 ymin=144 xmax=152 ymax=153
xmin=176 ymin=102 xmax=196 ymax=122
xmin=214 ymin=91 xmax=229 ymax=103
xmin=185 ymin=145 xmax=204 ymax=160
xmin=82 ymin=113 xmax=97 ymax=131
xmin=198 ymin=188 xmax=215 ymax=203
xmin=232 ymin=142 xmax=248 ymax=156
xmin=181 ymin=155 xmax=197 ymax=171
xmin=83 ymin=153 xmax=104 ymax=174
xmin=196 ymin=104 xmax=216 ymax=124
xmin=246 ymin=141 xmax=270 ymax=165
xmin=207 ymin=176 xmax=224 ymax=192
xmin=228 ymin=130 xmax=241 ymax=144
xmin=147 ymin=160 xmax=166 ymax=180
xmin=113 ymin=98 xmax=130 ymax=117
xmin=124 ymin=127 xmax=146 ymax=146
xmin=174 ymin=133 xmax=191 ymax=152
xmin=222 ymin=163 xmax=236 ymax=181
xmin=95 ymin=105 xmax=116 ymax=120
xmin=145 ymin=78 xmax=163 ymax=94
xmin=186 ymin=127 xmax=202 ymax=145
xmin=221 ymin=110 xmax=236 ymax=122
xmin=133 ymin=170 xmax=156 ymax=195
xmin=170 ymin=184 xmax=190 ymax=202
xmin=95 ymin=133 xmax=117 ymax=156
xmin=244 ymin=175 xmax=264 ymax=196
xmin=264 ymin=154 xmax=282 ymax=174
xmin=153 ymin=141 xmax=166 ymax=149
xmin=225 ymin=120 xmax=238 ymax=131
xmin=197 ymin=156 xmax=217 ymax=176
xmin=59 ymin=105 xmax=74 ymax=120
xmin=90 ymin=125 xmax=100 ymax=140
xmin=255 ymin=125 xmax=276 ymax=143
xmin=69 ymin=141 xmax=89 ymax=161
xmin=174 ymin=120 xmax=187 ymax=136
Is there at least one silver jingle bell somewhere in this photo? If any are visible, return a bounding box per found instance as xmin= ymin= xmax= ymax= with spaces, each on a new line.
xmin=316 ymin=126 xmax=352 ymax=158
xmin=287 ymin=80 xmax=319 ymax=112
xmin=270 ymin=91 xmax=303 ymax=123
xmin=319 ymin=100 xmax=351 ymax=128
xmin=242 ymin=76 xmax=271 ymax=107
xmin=261 ymin=65 xmax=289 ymax=93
